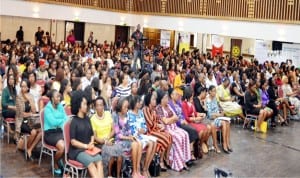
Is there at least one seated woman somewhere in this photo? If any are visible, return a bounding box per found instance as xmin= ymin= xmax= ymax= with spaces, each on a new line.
xmin=244 ymin=80 xmax=268 ymax=132
xmin=59 ymin=79 xmax=72 ymax=107
xmin=194 ymin=86 xmax=221 ymax=153
xmin=2 ymin=74 xmax=17 ymax=118
xmin=206 ymin=85 xmax=232 ymax=154
xmin=181 ymin=87 xmax=211 ymax=154
xmin=15 ymin=79 xmax=41 ymax=160
xmin=231 ymin=73 xmax=245 ymax=105
xmin=143 ymin=92 xmax=172 ymax=171
xmin=217 ymin=77 xmax=245 ymax=121
xmin=90 ymin=97 xmax=123 ymax=178
xmin=113 ymin=97 xmax=144 ymax=178
xmin=127 ymin=95 xmax=157 ymax=177
xmin=44 ymin=89 xmax=68 ymax=175
xmin=69 ymin=91 xmax=104 ymax=178
xmin=282 ymin=76 xmax=300 ymax=115
xmin=260 ymin=79 xmax=279 ymax=127
xmin=156 ymin=90 xmax=191 ymax=172
xmin=168 ymin=88 xmax=199 ymax=157
xmin=268 ymin=77 xmax=296 ymax=125
xmin=1 ymin=74 xmax=17 ymax=139
xmin=38 ymin=81 xmax=52 ymax=111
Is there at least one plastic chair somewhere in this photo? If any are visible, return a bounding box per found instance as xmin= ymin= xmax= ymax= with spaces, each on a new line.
xmin=38 ymin=109 xmax=57 ymax=176
xmin=63 ymin=118 xmax=87 ymax=178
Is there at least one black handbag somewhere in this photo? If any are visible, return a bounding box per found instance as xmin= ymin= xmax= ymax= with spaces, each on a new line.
xmin=149 ymin=153 xmax=161 ymax=177
xmin=122 ymin=158 xmax=133 ymax=178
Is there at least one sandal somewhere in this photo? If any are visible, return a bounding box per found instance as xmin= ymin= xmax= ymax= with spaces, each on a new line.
xmin=202 ymin=142 xmax=208 ymax=154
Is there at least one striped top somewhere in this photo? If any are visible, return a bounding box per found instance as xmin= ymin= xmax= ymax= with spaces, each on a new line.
xmin=115 ymin=85 xmax=131 ymax=98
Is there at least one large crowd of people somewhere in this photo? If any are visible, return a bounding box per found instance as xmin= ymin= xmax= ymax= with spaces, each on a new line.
xmin=1 ymin=24 xmax=300 ymax=178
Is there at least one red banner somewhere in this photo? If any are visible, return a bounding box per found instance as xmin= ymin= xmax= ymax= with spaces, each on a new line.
xmin=212 ymin=45 xmax=223 ymax=57
xmin=211 ymin=35 xmax=224 ymax=57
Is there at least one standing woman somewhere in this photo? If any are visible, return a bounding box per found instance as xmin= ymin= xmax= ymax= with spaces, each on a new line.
xmin=113 ymin=97 xmax=144 ymax=178
xmin=44 ymin=89 xmax=68 ymax=175
xmin=143 ymin=92 xmax=172 ymax=171
xmin=15 ymin=79 xmax=41 ymax=160
xmin=69 ymin=91 xmax=104 ymax=178
xmin=156 ymin=90 xmax=191 ymax=172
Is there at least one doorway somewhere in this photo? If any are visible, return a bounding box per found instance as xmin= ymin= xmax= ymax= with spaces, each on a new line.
xmin=115 ymin=25 xmax=129 ymax=45
xmin=65 ymin=21 xmax=85 ymax=44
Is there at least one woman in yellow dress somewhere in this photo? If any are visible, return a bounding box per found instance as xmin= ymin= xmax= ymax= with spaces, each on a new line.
xmin=216 ymin=78 xmax=245 ymax=120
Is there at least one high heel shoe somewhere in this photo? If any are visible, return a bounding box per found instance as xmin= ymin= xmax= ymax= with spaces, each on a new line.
xmin=26 ymin=152 xmax=35 ymax=161
xmin=227 ymin=147 xmax=233 ymax=152
xmin=213 ymin=146 xmax=221 ymax=154
xmin=163 ymin=159 xmax=171 ymax=169
xmin=183 ymin=166 xmax=190 ymax=171
xmin=222 ymin=147 xmax=230 ymax=154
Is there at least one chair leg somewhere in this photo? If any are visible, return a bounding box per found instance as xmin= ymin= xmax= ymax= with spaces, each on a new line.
xmin=51 ymin=150 xmax=55 ymax=176
xmin=7 ymin=123 xmax=10 ymax=144
xmin=24 ymin=136 xmax=28 ymax=160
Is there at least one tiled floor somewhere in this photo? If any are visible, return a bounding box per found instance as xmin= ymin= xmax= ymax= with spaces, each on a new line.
xmin=1 ymin=121 xmax=300 ymax=177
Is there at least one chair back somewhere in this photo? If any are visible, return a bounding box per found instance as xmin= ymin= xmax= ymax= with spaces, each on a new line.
xmin=64 ymin=106 xmax=72 ymax=116
xmin=39 ymin=109 xmax=46 ymax=144
xmin=63 ymin=117 xmax=73 ymax=160
xmin=278 ymin=86 xmax=284 ymax=98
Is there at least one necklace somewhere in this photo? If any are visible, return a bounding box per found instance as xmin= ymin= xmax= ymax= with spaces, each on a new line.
xmin=96 ymin=112 xmax=104 ymax=120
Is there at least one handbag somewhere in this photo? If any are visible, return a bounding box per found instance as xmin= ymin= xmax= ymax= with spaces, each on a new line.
xmin=149 ymin=153 xmax=161 ymax=177
xmin=122 ymin=158 xmax=133 ymax=178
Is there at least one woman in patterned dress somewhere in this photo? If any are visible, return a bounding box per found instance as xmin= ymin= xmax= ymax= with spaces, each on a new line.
xmin=112 ymin=97 xmax=144 ymax=178
xmin=155 ymin=90 xmax=191 ymax=172
xmin=143 ymin=92 xmax=172 ymax=171
xmin=206 ymin=85 xmax=232 ymax=154
xmin=127 ymin=95 xmax=157 ymax=177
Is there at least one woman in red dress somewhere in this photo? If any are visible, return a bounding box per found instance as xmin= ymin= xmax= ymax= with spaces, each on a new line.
xmin=182 ymin=88 xmax=211 ymax=153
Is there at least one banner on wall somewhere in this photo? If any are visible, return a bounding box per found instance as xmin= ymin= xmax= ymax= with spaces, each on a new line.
xmin=230 ymin=39 xmax=242 ymax=57
xmin=160 ymin=30 xmax=171 ymax=48
xmin=255 ymin=40 xmax=269 ymax=64
xmin=282 ymin=43 xmax=300 ymax=67
xmin=211 ymin=35 xmax=224 ymax=57
xmin=179 ymin=32 xmax=190 ymax=54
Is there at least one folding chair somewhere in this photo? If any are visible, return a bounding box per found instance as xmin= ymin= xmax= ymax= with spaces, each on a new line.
xmin=3 ymin=117 xmax=16 ymax=144
xmin=38 ymin=109 xmax=57 ymax=176
xmin=63 ymin=118 xmax=87 ymax=178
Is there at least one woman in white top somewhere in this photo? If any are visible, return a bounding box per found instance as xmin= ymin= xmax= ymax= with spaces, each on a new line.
xmin=282 ymin=76 xmax=300 ymax=114
xmin=206 ymin=71 xmax=217 ymax=88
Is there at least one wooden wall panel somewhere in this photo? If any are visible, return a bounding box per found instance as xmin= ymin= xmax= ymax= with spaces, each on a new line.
xmin=28 ymin=0 xmax=300 ymax=23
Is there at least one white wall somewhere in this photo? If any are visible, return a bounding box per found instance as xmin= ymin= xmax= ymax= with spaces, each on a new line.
xmin=1 ymin=0 xmax=300 ymax=43
xmin=0 ymin=15 xmax=115 ymax=44
xmin=84 ymin=23 xmax=115 ymax=44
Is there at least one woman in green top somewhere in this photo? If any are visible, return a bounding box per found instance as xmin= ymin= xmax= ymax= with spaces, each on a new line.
xmin=2 ymin=74 xmax=17 ymax=118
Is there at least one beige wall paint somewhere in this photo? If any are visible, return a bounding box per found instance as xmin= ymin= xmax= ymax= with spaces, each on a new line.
xmin=0 ymin=15 xmax=116 ymax=45
xmin=206 ymin=34 xmax=262 ymax=55
xmin=84 ymin=23 xmax=115 ymax=44
xmin=1 ymin=15 xmax=51 ymax=44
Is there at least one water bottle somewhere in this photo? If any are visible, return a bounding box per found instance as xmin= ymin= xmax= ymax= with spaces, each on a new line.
xmin=0 ymin=124 xmax=4 ymax=139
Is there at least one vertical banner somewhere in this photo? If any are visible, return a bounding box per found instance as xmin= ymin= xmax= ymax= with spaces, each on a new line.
xmin=211 ymin=35 xmax=224 ymax=57
xmin=179 ymin=32 xmax=190 ymax=54
xmin=230 ymin=39 xmax=242 ymax=57
xmin=160 ymin=30 xmax=171 ymax=48
xmin=255 ymin=40 xmax=269 ymax=64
